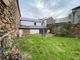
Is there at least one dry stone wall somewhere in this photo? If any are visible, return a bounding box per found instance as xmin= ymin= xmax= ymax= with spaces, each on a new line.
xmin=71 ymin=24 xmax=80 ymax=37
xmin=0 ymin=0 xmax=20 ymax=59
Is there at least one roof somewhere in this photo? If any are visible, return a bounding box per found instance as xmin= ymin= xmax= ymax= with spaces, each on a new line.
xmin=20 ymin=18 xmax=45 ymax=22
xmin=72 ymin=6 xmax=80 ymax=10
xmin=19 ymin=25 xmax=47 ymax=29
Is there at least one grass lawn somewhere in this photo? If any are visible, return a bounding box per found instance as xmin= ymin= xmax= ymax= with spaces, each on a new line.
xmin=15 ymin=34 xmax=80 ymax=60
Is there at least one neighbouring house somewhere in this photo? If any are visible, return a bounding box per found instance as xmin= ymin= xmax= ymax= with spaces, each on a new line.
xmin=0 ymin=0 xmax=20 ymax=59
xmin=19 ymin=18 xmax=47 ymax=37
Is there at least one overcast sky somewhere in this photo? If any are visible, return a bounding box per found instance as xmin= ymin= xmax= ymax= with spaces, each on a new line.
xmin=19 ymin=0 xmax=80 ymax=19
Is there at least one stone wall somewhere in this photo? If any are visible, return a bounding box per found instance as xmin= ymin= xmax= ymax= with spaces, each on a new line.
xmin=71 ymin=24 xmax=80 ymax=37
xmin=49 ymin=23 xmax=80 ymax=37
xmin=0 ymin=0 xmax=20 ymax=59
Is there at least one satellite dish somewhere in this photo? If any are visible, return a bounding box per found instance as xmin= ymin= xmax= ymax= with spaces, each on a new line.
xmin=2 ymin=0 xmax=10 ymax=6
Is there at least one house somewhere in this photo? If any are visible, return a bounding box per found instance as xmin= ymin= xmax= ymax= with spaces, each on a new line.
xmin=19 ymin=18 xmax=47 ymax=37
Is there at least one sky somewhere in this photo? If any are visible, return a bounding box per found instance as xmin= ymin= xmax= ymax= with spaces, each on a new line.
xmin=19 ymin=0 xmax=80 ymax=19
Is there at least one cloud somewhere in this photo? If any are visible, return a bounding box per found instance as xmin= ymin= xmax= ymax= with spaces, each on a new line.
xmin=19 ymin=0 xmax=80 ymax=19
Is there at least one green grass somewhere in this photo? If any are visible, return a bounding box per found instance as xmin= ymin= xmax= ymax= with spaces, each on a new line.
xmin=16 ymin=34 xmax=80 ymax=60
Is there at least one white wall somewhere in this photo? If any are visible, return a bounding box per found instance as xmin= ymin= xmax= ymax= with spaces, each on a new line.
xmin=19 ymin=29 xmax=23 ymax=37
xmin=30 ymin=29 xmax=39 ymax=34
xmin=21 ymin=21 xmax=34 ymax=26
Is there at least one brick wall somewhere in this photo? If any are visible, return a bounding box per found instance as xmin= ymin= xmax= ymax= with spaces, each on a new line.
xmin=23 ymin=29 xmax=30 ymax=35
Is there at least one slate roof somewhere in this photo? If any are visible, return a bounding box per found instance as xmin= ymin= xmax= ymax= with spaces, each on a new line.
xmin=72 ymin=6 xmax=80 ymax=10
xmin=19 ymin=25 xmax=47 ymax=29
xmin=20 ymin=18 xmax=45 ymax=22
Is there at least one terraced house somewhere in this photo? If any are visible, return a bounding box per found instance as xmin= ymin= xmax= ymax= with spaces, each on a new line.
xmin=0 ymin=0 xmax=20 ymax=59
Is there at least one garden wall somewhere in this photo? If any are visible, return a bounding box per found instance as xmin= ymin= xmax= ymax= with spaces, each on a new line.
xmin=48 ymin=23 xmax=80 ymax=38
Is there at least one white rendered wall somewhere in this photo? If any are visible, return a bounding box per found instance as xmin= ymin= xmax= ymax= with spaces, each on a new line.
xmin=30 ymin=29 xmax=39 ymax=34
xmin=19 ymin=29 xmax=23 ymax=37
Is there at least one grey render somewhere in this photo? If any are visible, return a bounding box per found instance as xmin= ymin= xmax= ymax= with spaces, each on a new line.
xmin=69 ymin=6 xmax=80 ymax=24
